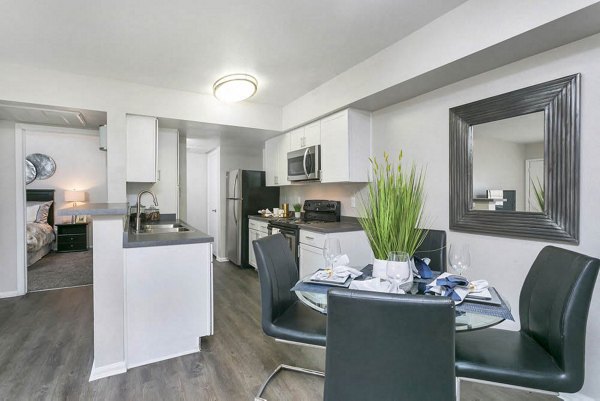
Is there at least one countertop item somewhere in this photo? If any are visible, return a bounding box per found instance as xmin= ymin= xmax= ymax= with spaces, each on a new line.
xmin=57 ymin=203 xmax=129 ymax=216
xmin=124 ymin=218 xmax=213 ymax=248
xmin=248 ymin=215 xmax=363 ymax=233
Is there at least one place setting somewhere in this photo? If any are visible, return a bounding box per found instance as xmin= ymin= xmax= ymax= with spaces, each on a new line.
xmin=291 ymin=240 xmax=513 ymax=322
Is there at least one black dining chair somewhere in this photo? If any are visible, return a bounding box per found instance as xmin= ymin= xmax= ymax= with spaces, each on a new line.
xmin=455 ymin=246 xmax=600 ymax=396
xmin=252 ymin=234 xmax=326 ymax=401
xmin=414 ymin=229 xmax=447 ymax=271
xmin=324 ymin=288 xmax=457 ymax=401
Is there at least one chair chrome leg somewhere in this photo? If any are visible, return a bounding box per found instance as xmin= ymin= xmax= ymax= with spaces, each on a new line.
xmin=456 ymin=378 xmax=461 ymax=400
xmin=255 ymin=363 xmax=325 ymax=401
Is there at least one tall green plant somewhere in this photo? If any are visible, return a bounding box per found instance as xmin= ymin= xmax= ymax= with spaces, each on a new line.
xmin=358 ymin=152 xmax=428 ymax=260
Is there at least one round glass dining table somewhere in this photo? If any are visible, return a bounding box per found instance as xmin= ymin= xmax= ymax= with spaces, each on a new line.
xmin=295 ymin=280 xmax=510 ymax=332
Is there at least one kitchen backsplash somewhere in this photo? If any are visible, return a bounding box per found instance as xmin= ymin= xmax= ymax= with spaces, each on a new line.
xmin=280 ymin=182 xmax=368 ymax=217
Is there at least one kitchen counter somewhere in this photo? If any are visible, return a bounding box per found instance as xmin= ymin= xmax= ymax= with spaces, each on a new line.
xmin=57 ymin=202 xmax=129 ymax=216
xmin=123 ymin=218 xmax=213 ymax=248
xmin=248 ymin=215 xmax=363 ymax=233
xmin=297 ymin=219 xmax=363 ymax=233
xmin=248 ymin=215 xmax=271 ymax=222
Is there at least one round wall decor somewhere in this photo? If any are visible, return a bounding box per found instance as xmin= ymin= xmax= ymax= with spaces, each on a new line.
xmin=26 ymin=153 xmax=56 ymax=180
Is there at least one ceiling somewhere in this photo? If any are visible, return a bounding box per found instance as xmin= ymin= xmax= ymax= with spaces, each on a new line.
xmin=0 ymin=0 xmax=466 ymax=106
xmin=0 ymin=101 xmax=107 ymax=129
xmin=159 ymin=117 xmax=279 ymax=152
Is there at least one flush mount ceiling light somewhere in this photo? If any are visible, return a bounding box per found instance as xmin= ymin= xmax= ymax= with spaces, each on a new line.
xmin=213 ymin=74 xmax=258 ymax=102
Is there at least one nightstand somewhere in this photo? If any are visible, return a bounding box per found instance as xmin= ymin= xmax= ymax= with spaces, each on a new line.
xmin=56 ymin=223 xmax=88 ymax=253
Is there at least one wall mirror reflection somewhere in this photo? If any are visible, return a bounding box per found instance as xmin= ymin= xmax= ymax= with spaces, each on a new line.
xmin=472 ymin=112 xmax=544 ymax=213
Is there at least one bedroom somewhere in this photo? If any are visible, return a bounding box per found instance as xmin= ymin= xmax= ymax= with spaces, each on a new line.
xmin=3 ymin=103 xmax=108 ymax=292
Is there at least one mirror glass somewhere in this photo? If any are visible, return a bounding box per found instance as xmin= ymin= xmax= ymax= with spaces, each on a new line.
xmin=472 ymin=112 xmax=544 ymax=213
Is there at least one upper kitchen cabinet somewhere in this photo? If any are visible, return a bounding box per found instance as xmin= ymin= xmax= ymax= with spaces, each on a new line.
xmin=264 ymin=133 xmax=290 ymax=187
xmin=153 ymin=128 xmax=179 ymax=215
xmin=127 ymin=114 xmax=158 ymax=182
xmin=320 ymin=108 xmax=371 ymax=183
xmin=289 ymin=120 xmax=320 ymax=151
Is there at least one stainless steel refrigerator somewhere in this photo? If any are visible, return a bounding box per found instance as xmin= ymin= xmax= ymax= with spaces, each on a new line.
xmin=226 ymin=170 xmax=280 ymax=267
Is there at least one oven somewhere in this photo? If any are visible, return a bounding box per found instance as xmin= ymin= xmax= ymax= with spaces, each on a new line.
xmin=287 ymin=145 xmax=320 ymax=181
xmin=268 ymin=223 xmax=299 ymax=267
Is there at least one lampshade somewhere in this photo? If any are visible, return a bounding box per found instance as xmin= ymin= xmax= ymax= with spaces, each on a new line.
xmin=64 ymin=190 xmax=85 ymax=202
xmin=213 ymin=74 xmax=258 ymax=102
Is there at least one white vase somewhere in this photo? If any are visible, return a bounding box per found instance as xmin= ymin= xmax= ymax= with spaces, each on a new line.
xmin=294 ymin=212 xmax=301 ymax=218
xmin=372 ymin=258 xmax=388 ymax=278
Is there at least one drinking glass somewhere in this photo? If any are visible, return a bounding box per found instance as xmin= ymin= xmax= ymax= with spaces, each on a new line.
xmin=448 ymin=244 xmax=471 ymax=276
xmin=323 ymin=238 xmax=341 ymax=268
xmin=386 ymin=251 xmax=410 ymax=292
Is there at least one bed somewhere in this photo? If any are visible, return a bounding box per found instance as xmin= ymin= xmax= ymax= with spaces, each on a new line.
xmin=26 ymin=189 xmax=56 ymax=266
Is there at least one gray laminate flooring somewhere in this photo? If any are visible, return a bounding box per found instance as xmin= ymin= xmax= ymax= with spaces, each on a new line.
xmin=0 ymin=260 xmax=558 ymax=401
xmin=28 ymin=250 xmax=93 ymax=291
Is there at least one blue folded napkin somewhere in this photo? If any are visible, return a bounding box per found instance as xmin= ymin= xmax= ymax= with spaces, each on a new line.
xmin=426 ymin=273 xmax=470 ymax=303
xmin=413 ymin=256 xmax=433 ymax=279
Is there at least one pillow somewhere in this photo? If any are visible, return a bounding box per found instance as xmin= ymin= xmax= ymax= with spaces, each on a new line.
xmin=35 ymin=201 xmax=53 ymax=224
xmin=26 ymin=203 xmax=41 ymax=223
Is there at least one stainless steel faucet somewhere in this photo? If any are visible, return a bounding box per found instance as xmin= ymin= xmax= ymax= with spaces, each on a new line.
xmin=136 ymin=190 xmax=158 ymax=232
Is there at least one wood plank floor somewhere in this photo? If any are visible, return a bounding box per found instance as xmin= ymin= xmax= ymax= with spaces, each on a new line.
xmin=0 ymin=260 xmax=558 ymax=400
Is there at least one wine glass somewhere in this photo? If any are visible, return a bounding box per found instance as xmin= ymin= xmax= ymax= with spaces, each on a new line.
xmin=386 ymin=251 xmax=410 ymax=293
xmin=448 ymin=244 xmax=471 ymax=276
xmin=323 ymin=238 xmax=341 ymax=268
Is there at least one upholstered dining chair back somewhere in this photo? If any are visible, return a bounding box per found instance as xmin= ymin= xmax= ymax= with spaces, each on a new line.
xmin=324 ymin=289 xmax=456 ymax=401
xmin=414 ymin=229 xmax=447 ymax=272
xmin=253 ymin=234 xmax=299 ymax=336
xmin=519 ymin=245 xmax=600 ymax=390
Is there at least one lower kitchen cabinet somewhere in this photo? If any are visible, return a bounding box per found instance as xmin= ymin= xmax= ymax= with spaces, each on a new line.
xmin=298 ymin=229 xmax=373 ymax=278
xmin=248 ymin=218 xmax=269 ymax=269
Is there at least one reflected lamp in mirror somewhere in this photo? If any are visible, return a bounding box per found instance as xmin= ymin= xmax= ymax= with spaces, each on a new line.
xmin=449 ymin=74 xmax=580 ymax=244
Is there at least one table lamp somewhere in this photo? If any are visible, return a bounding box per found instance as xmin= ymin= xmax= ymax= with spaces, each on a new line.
xmin=64 ymin=189 xmax=86 ymax=223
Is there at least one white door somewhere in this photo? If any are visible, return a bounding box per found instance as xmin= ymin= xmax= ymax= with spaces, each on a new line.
xmin=299 ymin=243 xmax=325 ymax=278
xmin=525 ymin=158 xmax=544 ymax=212
xmin=207 ymin=148 xmax=220 ymax=257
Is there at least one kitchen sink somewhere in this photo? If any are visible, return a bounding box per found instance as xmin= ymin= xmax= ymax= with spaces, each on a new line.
xmin=133 ymin=222 xmax=195 ymax=235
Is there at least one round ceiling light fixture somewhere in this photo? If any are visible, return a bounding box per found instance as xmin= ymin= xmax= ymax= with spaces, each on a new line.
xmin=213 ymin=74 xmax=258 ymax=102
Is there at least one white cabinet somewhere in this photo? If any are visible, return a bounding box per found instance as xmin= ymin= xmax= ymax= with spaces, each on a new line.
xmin=298 ymin=228 xmax=374 ymax=278
xmin=125 ymin=242 xmax=213 ymax=368
xmin=152 ymin=128 xmax=179 ymax=215
xmin=248 ymin=219 xmax=269 ymax=269
xmin=290 ymin=121 xmax=321 ymax=151
xmin=320 ymin=109 xmax=371 ymax=183
xmin=127 ymin=115 xmax=158 ymax=182
xmin=264 ymin=133 xmax=290 ymax=186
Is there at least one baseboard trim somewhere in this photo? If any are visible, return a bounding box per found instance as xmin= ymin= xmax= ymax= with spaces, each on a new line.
xmin=559 ymin=393 xmax=595 ymax=401
xmin=215 ymin=257 xmax=229 ymax=262
xmin=89 ymin=359 xmax=127 ymax=381
xmin=0 ymin=290 xmax=23 ymax=299
xmin=126 ymin=347 xmax=200 ymax=370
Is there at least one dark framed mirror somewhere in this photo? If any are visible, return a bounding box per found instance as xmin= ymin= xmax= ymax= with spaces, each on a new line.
xmin=449 ymin=74 xmax=580 ymax=243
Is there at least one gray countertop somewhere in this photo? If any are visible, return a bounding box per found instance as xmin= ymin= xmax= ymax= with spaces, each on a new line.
xmin=123 ymin=218 xmax=213 ymax=248
xmin=57 ymin=202 xmax=129 ymax=216
xmin=247 ymin=215 xmax=363 ymax=233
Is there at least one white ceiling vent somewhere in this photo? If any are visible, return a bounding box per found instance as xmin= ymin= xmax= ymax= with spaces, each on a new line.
xmin=0 ymin=104 xmax=87 ymax=127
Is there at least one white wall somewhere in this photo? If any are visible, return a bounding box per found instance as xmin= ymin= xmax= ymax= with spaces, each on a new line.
xmin=25 ymin=128 xmax=107 ymax=223
xmin=186 ymin=150 xmax=208 ymax=232
xmin=371 ymin=34 xmax=600 ymax=398
xmin=0 ymin=120 xmax=18 ymax=297
xmin=280 ymin=182 xmax=367 ymax=217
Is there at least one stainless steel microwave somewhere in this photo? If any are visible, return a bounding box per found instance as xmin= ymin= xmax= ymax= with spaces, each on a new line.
xmin=287 ymin=145 xmax=321 ymax=181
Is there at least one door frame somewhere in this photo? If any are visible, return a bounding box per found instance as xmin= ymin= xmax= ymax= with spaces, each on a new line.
xmin=207 ymin=147 xmax=222 ymax=260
